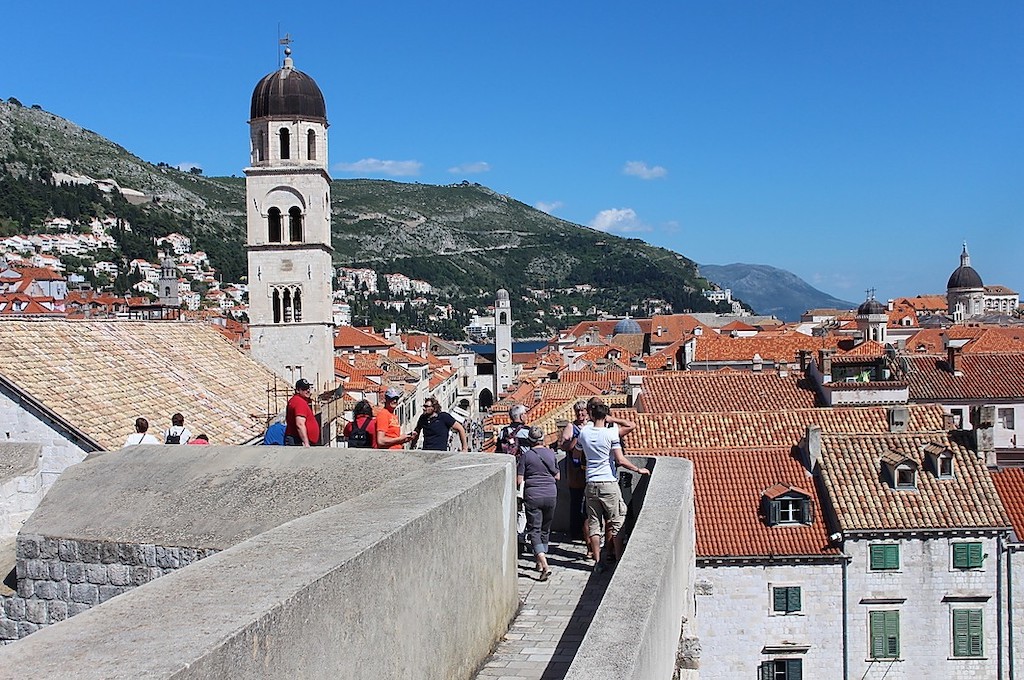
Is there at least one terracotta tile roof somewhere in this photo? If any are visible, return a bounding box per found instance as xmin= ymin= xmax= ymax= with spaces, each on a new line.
xmin=894 ymin=295 xmax=948 ymax=313
xmin=637 ymin=371 xmax=820 ymax=413
xmin=835 ymin=339 xmax=887 ymax=359
xmin=0 ymin=320 xmax=282 ymax=449
xmin=333 ymin=325 xmax=393 ymax=349
xmin=620 ymin=404 xmax=947 ymax=452
xmin=688 ymin=332 xmax=841 ymax=364
xmin=817 ymin=431 xmax=1010 ymax=532
xmin=679 ymin=447 xmax=836 ymax=558
xmin=905 ymin=353 xmax=1024 ymax=401
xmin=991 ymin=468 xmax=1024 ymax=540
xmin=565 ymin=318 xmax=653 ymax=339
xmin=907 ymin=327 xmax=1024 ymax=354
xmin=650 ymin=314 xmax=715 ymax=344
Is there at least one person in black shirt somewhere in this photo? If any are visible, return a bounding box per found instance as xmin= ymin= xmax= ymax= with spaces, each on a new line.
xmin=411 ymin=397 xmax=468 ymax=451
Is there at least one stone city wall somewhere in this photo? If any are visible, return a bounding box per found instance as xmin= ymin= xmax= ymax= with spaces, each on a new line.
xmin=0 ymin=535 xmax=216 ymax=642
xmin=565 ymin=456 xmax=697 ymax=680
xmin=0 ymin=453 xmax=518 ymax=679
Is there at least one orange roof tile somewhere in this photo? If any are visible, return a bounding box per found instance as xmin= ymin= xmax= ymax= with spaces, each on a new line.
xmin=637 ymin=371 xmax=819 ymax=413
xmin=907 ymin=327 xmax=1024 ymax=354
xmin=818 ymin=431 xmax=1010 ymax=532
xmin=620 ymin=404 xmax=947 ymax=451
xmin=991 ymin=468 xmax=1024 ymax=540
xmin=905 ymin=353 xmax=1024 ymax=401
xmin=679 ymin=448 xmax=835 ymax=558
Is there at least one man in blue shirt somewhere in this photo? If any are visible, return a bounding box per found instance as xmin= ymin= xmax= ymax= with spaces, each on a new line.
xmin=411 ymin=397 xmax=468 ymax=451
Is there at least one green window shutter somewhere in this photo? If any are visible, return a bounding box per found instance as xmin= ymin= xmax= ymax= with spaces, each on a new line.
xmin=969 ymin=542 xmax=983 ymax=568
xmin=969 ymin=609 xmax=983 ymax=657
xmin=870 ymin=611 xmax=900 ymax=658
xmin=759 ymin=661 xmax=773 ymax=680
xmin=788 ymin=586 xmax=802 ymax=613
xmin=870 ymin=611 xmax=886 ymax=658
xmin=767 ymin=500 xmax=780 ymax=526
xmin=953 ymin=609 xmax=970 ymax=657
xmin=871 ymin=544 xmax=899 ymax=570
xmin=800 ymin=497 xmax=812 ymax=524
xmin=786 ymin=659 xmax=802 ymax=680
xmin=885 ymin=611 xmax=900 ymax=657
xmin=773 ymin=587 xmax=788 ymax=612
xmin=953 ymin=543 xmax=969 ymax=569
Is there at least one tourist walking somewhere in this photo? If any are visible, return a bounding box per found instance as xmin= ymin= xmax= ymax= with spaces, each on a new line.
xmin=578 ymin=401 xmax=648 ymax=571
xmin=376 ymin=386 xmax=414 ymax=449
xmin=411 ymin=397 xmax=468 ymax=451
xmin=123 ymin=417 xmax=160 ymax=447
xmin=517 ymin=425 xmax=559 ymax=581
xmin=496 ymin=404 xmax=528 ymax=455
xmin=285 ymin=378 xmax=320 ymax=447
xmin=560 ymin=400 xmax=590 ymax=542
xmin=162 ymin=412 xmax=192 ymax=445
xmin=343 ymin=399 xmax=378 ymax=448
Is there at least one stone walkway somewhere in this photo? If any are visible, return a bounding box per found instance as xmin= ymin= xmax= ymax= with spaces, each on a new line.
xmin=476 ymin=533 xmax=611 ymax=680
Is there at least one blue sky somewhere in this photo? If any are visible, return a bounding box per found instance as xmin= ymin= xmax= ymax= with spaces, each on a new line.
xmin=7 ymin=1 xmax=1022 ymax=304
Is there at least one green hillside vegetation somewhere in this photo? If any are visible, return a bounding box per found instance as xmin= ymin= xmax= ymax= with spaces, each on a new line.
xmin=0 ymin=98 xmax=733 ymax=337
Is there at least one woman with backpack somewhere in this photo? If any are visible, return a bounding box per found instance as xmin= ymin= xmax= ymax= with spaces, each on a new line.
xmin=517 ymin=425 xmax=560 ymax=581
xmin=343 ymin=400 xmax=378 ymax=448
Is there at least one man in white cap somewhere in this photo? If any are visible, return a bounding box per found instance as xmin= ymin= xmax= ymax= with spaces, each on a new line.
xmin=376 ymin=386 xmax=414 ymax=450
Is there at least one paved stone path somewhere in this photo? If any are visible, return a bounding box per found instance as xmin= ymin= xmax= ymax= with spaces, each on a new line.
xmin=476 ymin=533 xmax=611 ymax=680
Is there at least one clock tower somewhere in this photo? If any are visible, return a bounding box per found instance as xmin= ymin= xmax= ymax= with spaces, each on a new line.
xmin=494 ymin=289 xmax=513 ymax=396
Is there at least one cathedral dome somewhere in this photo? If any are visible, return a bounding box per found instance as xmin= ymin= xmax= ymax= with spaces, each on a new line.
xmin=250 ymin=52 xmax=327 ymax=123
xmin=947 ymin=265 xmax=983 ymax=290
xmin=857 ymin=298 xmax=887 ymax=316
xmin=613 ymin=317 xmax=642 ymax=334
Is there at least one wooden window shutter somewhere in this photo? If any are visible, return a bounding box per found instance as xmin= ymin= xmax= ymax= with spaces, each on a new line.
xmin=785 ymin=659 xmax=802 ymax=680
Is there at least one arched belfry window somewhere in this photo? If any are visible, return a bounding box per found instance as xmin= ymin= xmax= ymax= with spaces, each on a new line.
xmin=289 ymin=207 xmax=303 ymax=242
xmin=279 ymin=128 xmax=290 ymax=160
xmin=499 ymin=312 xmax=508 ymax=325
xmin=164 ymin=286 xmax=171 ymax=297
xmin=268 ymin=207 xmax=282 ymax=243
xmin=307 ymin=130 xmax=316 ymax=161
xmin=256 ymin=131 xmax=265 ymax=163
xmin=271 ymin=286 xmax=303 ymax=324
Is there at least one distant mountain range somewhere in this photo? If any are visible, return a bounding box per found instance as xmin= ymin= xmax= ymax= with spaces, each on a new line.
xmin=699 ymin=263 xmax=856 ymax=322
xmin=1 ymin=97 xmax=851 ymax=330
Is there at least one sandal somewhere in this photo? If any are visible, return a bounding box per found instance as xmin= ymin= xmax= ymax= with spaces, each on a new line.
xmin=539 ymin=569 xmax=550 ymax=581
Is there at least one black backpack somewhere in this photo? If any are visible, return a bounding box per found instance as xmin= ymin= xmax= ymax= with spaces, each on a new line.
xmin=500 ymin=423 xmax=527 ymax=457
xmin=348 ymin=416 xmax=373 ymax=448
xmin=165 ymin=429 xmax=182 ymax=444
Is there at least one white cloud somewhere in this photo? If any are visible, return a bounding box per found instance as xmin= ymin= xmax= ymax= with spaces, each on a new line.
xmin=175 ymin=162 xmax=202 ymax=172
xmin=623 ymin=161 xmax=667 ymax=180
xmin=589 ymin=208 xmax=650 ymax=233
xmin=447 ymin=161 xmax=491 ymax=174
xmin=534 ymin=201 xmax=563 ymax=214
xmin=334 ymin=158 xmax=422 ymax=176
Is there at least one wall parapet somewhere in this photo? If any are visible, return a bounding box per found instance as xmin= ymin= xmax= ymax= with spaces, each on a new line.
xmin=565 ymin=456 xmax=696 ymax=680
xmin=0 ymin=453 xmax=518 ymax=679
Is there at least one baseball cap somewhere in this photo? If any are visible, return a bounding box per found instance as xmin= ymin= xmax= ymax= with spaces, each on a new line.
xmin=384 ymin=387 xmax=402 ymax=400
xmin=295 ymin=378 xmax=313 ymax=391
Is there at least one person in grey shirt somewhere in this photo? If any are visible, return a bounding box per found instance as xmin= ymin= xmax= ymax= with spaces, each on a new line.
xmin=517 ymin=425 xmax=560 ymax=581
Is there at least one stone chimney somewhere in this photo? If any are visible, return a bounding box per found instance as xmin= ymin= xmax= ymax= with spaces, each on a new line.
xmin=533 ymin=387 xmax=542 ymax=403
xmin=627 ymin=375 xmax=644 ymax=410
xmin=752 ymin=353 xmax=763 ymax=373
xmin=805 ymin=425 xmax=822 ymax=472
xmin=798 ymin=350 xmax=811 ymax=371
xmin=778 ymin=360 xmax=789 ymax=378
xmin=656 ymin=325 xmax=664 ymax=338
xmin=818 ymin=348 xmax=834 ymax=382
xmin=888 ymin=405 xmax=910 ymax=433
xmin=973 ymin=407 xmax=996 ymax=466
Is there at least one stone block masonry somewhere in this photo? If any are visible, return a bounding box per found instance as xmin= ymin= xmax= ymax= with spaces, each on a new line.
xmin=0 ymin=534 xmax=218 ymax=643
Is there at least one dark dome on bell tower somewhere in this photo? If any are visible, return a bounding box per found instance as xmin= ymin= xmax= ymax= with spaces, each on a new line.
xmin=946 ymin=243 xmax=983 ymax=290
xmin=249 ymin=49 xmax=327 ymax=123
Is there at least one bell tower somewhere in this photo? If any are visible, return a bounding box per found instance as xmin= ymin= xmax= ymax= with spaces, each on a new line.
xmin=245 ymin=45 xmax=335 ymax=389
xmin=494 ymin=289 xmax=513 ymax=397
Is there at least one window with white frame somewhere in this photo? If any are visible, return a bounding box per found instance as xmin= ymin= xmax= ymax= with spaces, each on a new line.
xmin=998 ymin=408 xmax=1015 ymax=430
